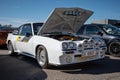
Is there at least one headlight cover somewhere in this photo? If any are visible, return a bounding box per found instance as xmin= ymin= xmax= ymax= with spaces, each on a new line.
xmin=78 ymin=44 xmax=83 ymax=52
xmin=88 ymin=39 xmax=95 ymax=48
xmin=62 ymin=42 xmax=77 ymax=51
xmin=69 ymin=42 xmax=76 ymax=49
xmin=62 ymin=42 xmax=68 ymax=50
xmin=83 ymin=40 xmax=89 ymax=48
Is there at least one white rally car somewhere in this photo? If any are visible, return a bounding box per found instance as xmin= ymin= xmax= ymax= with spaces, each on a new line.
xmin=7 ymin=8 xmax=106 ymax=68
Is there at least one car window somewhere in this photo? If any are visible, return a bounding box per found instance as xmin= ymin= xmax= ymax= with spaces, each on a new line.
xmin=19 ymin=24 xmax=32 ymax=36
xmin=86 ymin=25 xmax=101 ymax=34
xmin=33 ymin=23 xmax=43 ymax=35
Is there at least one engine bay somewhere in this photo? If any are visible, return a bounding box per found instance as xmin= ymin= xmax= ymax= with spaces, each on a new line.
xmin=43 ymin=33 xmax=85 ymax=41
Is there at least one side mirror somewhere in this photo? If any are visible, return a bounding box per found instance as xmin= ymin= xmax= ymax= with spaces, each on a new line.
xmin=97 ymin=31 xmax=103 ymax=36
xmin=12 ymin=30 xmax=19 ymax=35
xmin=25 ymin=33 xmax=31 ymax=37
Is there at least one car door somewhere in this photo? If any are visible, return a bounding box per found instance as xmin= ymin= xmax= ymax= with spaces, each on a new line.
xmin=16 ymin=24 xmax=33 ymax=54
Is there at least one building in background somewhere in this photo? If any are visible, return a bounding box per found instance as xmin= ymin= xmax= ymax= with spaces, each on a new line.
xmin=91 ymin=19 xmax=120 ymax=28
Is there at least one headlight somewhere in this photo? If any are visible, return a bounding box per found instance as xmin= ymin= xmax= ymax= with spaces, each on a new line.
xmin=88 ymin=39 xmax=95 ymax=48
xmin=88 ymin=39 xmax=94 ymax=44
xmin=69 ymin=42 xmax=76 ymax=49
xmin=83 ymin=40 xmax=88 ymax=48
xmin=62 ymin=42 xmax=77 ymax=51
xmin=95 ymin=42 xmax=100 ymax=48
xmin=62 ymin=42 xmax=68 ymax=50
xmin=78 ymin=44 xmax=83 ymax=51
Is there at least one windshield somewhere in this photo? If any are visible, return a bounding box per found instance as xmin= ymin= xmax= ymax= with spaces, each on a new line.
xmin=101 ymin=25 xmax=120 ymax=34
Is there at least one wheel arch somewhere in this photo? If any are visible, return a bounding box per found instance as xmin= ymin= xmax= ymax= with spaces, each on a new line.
xmin=35 ymin=45 xmax=41 ymax=56
xmin=35 ymin=44 xmax=49 ymax=59
xmin=35 ymin=44 xmax=50 ymax=68
xmin=7 ymin=40 xmax=12 ymax=48
xmin=107 ymin=38 xmax=120 ymax=45
xmin=7 ymin=40 xmax=11 ymax=44
xmin=107 ymin=39 xmax=120 ymax=56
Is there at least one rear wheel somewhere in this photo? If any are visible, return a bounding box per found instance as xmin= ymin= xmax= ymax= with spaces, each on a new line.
xmin=108 ymin=41 xmax=120 ymax=57
xmin=36 ymin=46 xmax=49 ymax=68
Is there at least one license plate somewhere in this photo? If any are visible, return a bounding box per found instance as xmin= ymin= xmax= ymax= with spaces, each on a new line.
xmin=77 ymin=55 xmax=96 ymax=61
xmin=87 ymin=51 xmax=95 ymax=56
xmin=78 ymin=51 xmax=96 ymax=61
xmin=82 ymin=51 xmax=95 ymax=57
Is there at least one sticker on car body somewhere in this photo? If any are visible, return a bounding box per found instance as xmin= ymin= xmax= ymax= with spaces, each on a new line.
xmin=16 ymin=35 xmax=21 ymax=42
xmin=16 ymin=35 xmax=31 ymax=42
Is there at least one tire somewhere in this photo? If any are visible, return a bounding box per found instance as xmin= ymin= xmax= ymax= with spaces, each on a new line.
xmin=7 ymin=41 xmax=15 ymax=55
xmin=108 ymin=41 xmax=120 ymax=57
xmin=36 ymin=46 xmax=49 ymax=68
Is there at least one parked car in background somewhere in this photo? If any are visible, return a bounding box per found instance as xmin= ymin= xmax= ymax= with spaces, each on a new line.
xmin=7 ymin=8 xmax=106 ymax=68
xmin=77 ymin=24 xmax=120 ymax=57
xmin=0 ymin=27 xmax=14 ymax=46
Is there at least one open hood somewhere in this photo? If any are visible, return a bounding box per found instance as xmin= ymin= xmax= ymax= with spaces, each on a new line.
xmin=40 ymin=8 xmax=93 ymax=34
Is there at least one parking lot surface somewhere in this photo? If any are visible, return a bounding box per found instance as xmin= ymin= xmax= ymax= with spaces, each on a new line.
xmin=0 ymin=47 xmax=120 ymax=80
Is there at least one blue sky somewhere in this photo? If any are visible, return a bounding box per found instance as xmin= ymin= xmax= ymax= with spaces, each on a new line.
xmin=0 ymin=0 xmax=120 ymax=27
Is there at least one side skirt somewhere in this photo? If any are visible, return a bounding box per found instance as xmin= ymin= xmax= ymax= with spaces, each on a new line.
xmin=20 ymin=52 xmax=35 ymax=58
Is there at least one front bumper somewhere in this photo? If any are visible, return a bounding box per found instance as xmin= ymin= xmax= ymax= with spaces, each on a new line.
xmin=59 ymin=47 xmax=106 ymax=65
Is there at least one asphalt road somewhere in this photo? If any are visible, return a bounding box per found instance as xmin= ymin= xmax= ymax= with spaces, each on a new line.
xmin=0 ymin=46 xmax=120 ymax=80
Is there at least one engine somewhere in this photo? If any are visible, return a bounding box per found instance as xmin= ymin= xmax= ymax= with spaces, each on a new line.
xmin=43 ymin=33 xmax=83 ymax=41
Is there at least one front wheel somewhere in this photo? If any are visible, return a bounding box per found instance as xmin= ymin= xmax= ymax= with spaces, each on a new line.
xmin=108 ymin=41 xmax=120 ymax=57
xmin=7 ymin=41 xmax=15 ymax=55
xmin=36 ymin=46 xmax=49 ymax=68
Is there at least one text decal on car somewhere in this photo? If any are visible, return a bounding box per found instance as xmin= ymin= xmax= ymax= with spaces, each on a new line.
xmin=63 ymin=10 xmax=81 ymax=16
xmin=16 ymin=35 xmax=21 ymax=42
xmin=16 ymin=35 xmax=31 ymax=43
